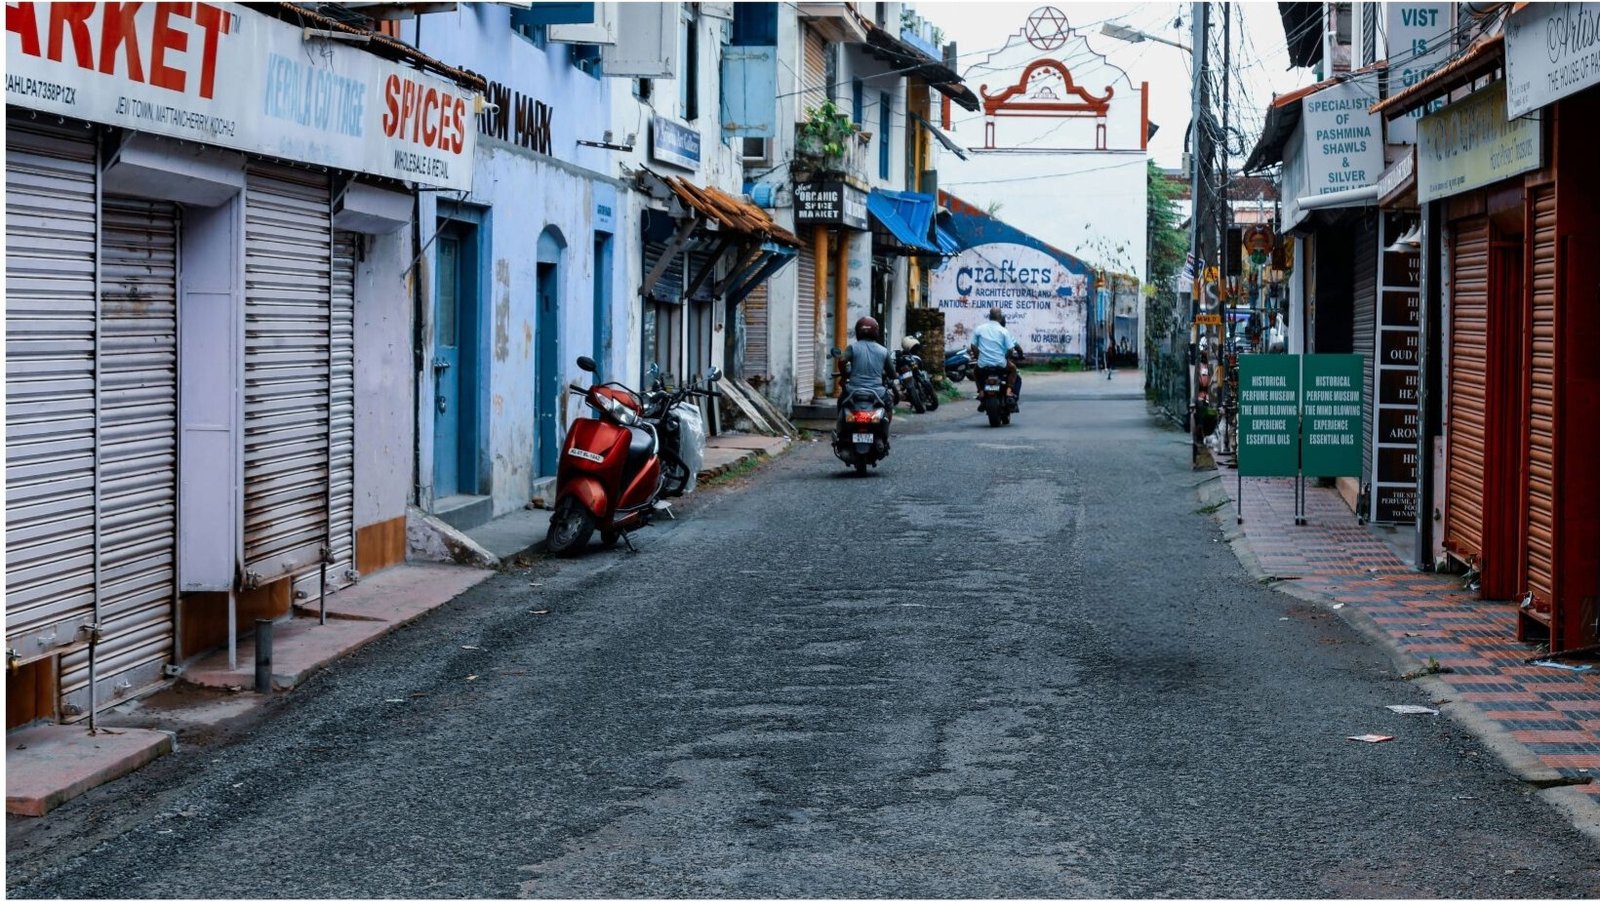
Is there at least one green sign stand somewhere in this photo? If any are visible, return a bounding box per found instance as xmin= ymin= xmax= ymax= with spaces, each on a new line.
xmin=1233 ymin=353 xmax=1365 ymax=526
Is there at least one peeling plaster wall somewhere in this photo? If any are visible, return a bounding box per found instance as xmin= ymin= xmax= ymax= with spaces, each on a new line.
xmin=353 ymin=228 xmax=414 ymax=528
xmin=407 ymin=5 xmax=626 ymax=518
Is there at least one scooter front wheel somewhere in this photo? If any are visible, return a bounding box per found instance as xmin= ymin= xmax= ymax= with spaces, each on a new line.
xmin=546 ymin=496 xmax=597 ymax=556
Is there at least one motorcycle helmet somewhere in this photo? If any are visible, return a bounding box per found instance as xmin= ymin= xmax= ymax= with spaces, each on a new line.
xmin=901 ymin=335 xmax=921 ymax=352
xmin=854 ymin=316 xmax=880 ymax=341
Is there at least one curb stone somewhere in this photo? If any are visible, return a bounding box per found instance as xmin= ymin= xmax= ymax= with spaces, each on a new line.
xmin=1195 ymin=475 xmax=1600 ymax=849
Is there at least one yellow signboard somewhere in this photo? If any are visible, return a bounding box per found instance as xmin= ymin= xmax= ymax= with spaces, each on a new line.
xmin=1195 ymin=313 xmax=1223 ymax=326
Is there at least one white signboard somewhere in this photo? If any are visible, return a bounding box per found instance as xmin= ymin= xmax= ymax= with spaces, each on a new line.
xmin=1385 ymin=3 xmax=1454 ymax=144
xmin=930 ymin=243 xmax=1089 ymax=358
xmin=4 ymin=2 xmax=476 ymax=190
xmin=1300 ymin=82 xmax=1384 ymax=196
xmin=1417 ymin=82 xmax=1542 ymax=202
xmin=1505 ymin=2 xmax=1600 ymax=118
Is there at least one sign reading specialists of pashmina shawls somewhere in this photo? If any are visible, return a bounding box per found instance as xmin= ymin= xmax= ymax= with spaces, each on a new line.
xmin=1301 ymin=354 xmax=1366 ymax=478
xmin=4 ymin=2 xmax=477 ymax=190
xmin=1505 ymin=2 xmax=1600 ymax=118
xmin=1237 ymin=355 xmax=1302 ymax=477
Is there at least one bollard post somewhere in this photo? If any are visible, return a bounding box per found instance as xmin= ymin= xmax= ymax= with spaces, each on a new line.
xmin=254 ymin=619 xmax=273 ymax=694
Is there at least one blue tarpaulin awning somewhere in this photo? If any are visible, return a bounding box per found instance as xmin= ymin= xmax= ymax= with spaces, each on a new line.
xmin=934 ymin=223 xmax=962 ymax=256
xmin=866 ymin=189 xmax=939 ymax=254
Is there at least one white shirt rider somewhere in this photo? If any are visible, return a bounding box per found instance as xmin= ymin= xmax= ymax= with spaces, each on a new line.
xmin=971 ymin=319 xmax=1018 ymax=367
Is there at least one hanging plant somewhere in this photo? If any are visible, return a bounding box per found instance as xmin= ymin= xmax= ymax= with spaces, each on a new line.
xmin=795 ymin=99 xmax=860 ymax=174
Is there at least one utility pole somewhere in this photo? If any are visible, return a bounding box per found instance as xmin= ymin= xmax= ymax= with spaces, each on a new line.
xmin=1187 ymin=2 xmax=1211 ymax=463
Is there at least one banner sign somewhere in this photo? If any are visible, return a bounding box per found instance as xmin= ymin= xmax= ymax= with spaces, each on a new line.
xmin=1300 ymin=82 xmax=1384 ymax=196
xmin=4 ymin=3 xmax=477 ymax=190
xmin=1301 ymin=354 xmax=1366 ymax=478
xmin=1238 ymin=355 xmax=1303 ymax=477
xmin=649 ymin=114 xmax=702 ymax=170
xmin=1384 ymin=3 xmax=1455 ymax=145
xmin=794 ymin=179 xmax=868 ymax=230
xmin=1417 ymin=82 xmax=1542 ymax=202
xmin=930 ymin=243 xmax=1089 ymax=358
xmin=1371 ymin=218 xmax=1422 ymax=523
xmin=1505 ymin=2 xmax=1600 ymax=118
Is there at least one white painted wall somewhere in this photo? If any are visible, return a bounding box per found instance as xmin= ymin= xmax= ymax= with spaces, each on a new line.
xmin=353 ymin=228 xmax=415 ymax=529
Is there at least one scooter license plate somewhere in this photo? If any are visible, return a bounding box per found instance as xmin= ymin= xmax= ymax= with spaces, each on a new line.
xmin=852 ymin=432 xmax=873 ymax=444
xmin=900 ymin=372 xmax=913 ymax=381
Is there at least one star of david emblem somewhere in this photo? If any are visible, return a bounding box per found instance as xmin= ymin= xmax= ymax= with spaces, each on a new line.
xmin=1024 ymin=6 xmax=1070 ymax=51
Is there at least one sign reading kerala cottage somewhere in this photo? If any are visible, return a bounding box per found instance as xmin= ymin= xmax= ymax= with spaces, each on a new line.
xmin=794 ymin=180 xmax=868 ymax=230
xmin=930 ymin=243 xmax=1088 ymax=358
xmin=1505 ymin=1 xmax=1600 ymax=118
xmin=1417 ymin=82 xmax=1541 ymax=202
xmin=1300 ymin=82 xmax=1383 ymax=195
xmin=3 ymin=2 xmax=476 ymax=190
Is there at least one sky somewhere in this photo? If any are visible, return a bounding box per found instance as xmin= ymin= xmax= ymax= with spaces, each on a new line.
xmin=913 ymin=1 xmax=1318 ymax=170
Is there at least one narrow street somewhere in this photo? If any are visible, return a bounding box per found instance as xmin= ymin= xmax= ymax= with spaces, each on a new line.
xmin=8 ymin=372 xmax=1599 ymax=898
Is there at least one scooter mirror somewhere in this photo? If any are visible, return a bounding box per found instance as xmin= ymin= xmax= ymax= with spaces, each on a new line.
xmin=576 ymin=356 xmax=598 ymax=373
xmin=706 ymin=366 xmax=722 ymax=383
xmin=829 ymin=347 xmax=843 ymax=359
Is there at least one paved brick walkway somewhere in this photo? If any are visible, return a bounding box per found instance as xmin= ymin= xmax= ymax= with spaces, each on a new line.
xmin=1223 ymin=476 xmax=1600 ymax=799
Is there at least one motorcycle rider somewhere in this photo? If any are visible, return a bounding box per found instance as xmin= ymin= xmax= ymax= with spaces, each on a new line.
xmin=969 ymin=308 xmax=1023 ymax=409
xmin=839 ymin=315 xmax=896 ymax=413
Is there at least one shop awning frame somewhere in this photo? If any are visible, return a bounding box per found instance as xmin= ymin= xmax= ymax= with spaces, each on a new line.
xmin=867 ymin=189 xmax=940 ymax=255
xmin=910 ymin=112 xmax=968 ymax=160
xmin=1369 ymin=33 xmax=1504 ymax=120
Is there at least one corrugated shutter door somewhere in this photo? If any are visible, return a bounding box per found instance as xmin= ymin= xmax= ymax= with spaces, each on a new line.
xmin=4 ymin=120 xmax=99 ymax=680
xmin=802 ymin=27 xmax=828 ymax=111
xmin=329 ymin=232 xmax=358 ymax=586
xmin=745 ymin=282 xmax=770 ymax=376
xmin=1446 ymin=217 xmax=1490 ymax=562
xmin=60 ymin=198 xmax=182 ymax=714
xmin=796 ymin=235 xmax=817 ymax=402
xmin=243 ymin=162 xmax=332 ymax=586
xmin=1525 ymin=188 xmax=1558 ymax=612
xmin=1353 ymin=217 xmax=1378 ymax=489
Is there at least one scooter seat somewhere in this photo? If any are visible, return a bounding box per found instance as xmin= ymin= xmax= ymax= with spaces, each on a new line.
xmin=627 ymin=426 xmax=657 ymax=474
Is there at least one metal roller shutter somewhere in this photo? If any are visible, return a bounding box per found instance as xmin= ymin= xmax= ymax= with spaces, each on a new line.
xmin=796 ymin=235 xmax=817 ymax=403
xmin=1525 ymin=187 xmax=1558 ymax=615
xmin=242 ymin=162 xmax=332 ymax=588
xmin=745 ymin=282 xmax=770 ymax=377
xmin=329 ymin=232 xmax=357 ymax=587
xmin=60 ymin=198 xmax=181 ymax=715
xmin=1445 ymin=217 xmax=1490 ymax=563
xmin=1353 ymin=216 xmax=1378 ymax=497
xmin=4 ymin=120 xmax=100 ymax=703
xmin=802 ymin=27 xmax=829 ymax=111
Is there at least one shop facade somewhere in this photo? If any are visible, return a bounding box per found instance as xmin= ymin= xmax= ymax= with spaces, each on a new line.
xmin=5 ymin=3 xmax=478 ymax=726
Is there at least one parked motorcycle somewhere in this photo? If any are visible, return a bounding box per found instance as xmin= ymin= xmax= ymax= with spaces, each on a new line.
xmin=546 ymin=356 xmax=665 ymax=555
xmin=944 ymin=347 xmax=973 ymax=383
xmin=641 ymin=363 xmax=720 ymax=499
xmin=894 ymin=334 xmax=940 ymax=414
xmin=829 ymin=348 xmax=892 ymax=475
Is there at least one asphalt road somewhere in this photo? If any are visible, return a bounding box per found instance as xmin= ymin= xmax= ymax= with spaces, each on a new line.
xmin=9 ymin=371 xmax=1600 ymax=898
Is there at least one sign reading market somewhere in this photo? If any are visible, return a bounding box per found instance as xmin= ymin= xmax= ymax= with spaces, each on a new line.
xmin=4 ymin=2 xmax=476 ymax=190
xmin=930 ymin=243 xmax=1088 ymax=358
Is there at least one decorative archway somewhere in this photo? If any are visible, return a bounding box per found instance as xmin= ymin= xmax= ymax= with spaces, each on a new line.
xmin=979 ymin=58 xmax=1114 ymax=149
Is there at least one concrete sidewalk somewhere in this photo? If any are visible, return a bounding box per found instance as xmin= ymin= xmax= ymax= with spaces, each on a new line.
xmin=1206 ymin=474 xmax=1600 ymax=837
xmin=6 ymin=433 xmax=789 ymax=817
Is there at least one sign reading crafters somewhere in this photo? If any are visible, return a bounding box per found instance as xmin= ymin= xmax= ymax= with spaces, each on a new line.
xmin=5 ymin=2 xmax=476 ymax=190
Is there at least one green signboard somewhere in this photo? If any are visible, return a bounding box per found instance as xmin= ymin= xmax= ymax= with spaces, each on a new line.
xmin=1237 ymin=355 xmax=1301 ymax=476
xmin=1301 ymin=354 xmax=1365 ymax=477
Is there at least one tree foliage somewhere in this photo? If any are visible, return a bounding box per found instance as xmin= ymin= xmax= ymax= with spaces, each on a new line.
xmin=1146 ymin=160 xmax=1188 ymax=293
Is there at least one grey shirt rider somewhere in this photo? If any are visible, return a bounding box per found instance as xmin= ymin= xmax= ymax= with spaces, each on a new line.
xmin=840 ymin=316 xmax=895 ymax=402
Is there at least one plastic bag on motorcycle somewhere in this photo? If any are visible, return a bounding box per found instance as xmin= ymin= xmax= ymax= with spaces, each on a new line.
xmin=672 ymin=401 xmax=706 ymax=492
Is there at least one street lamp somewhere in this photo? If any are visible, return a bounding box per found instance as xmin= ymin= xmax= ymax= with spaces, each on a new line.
xmin=1100 ymin=21 xmax=1193 ymax=54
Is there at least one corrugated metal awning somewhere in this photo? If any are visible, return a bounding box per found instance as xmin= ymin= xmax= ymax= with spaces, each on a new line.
xmin=650 ymin=172 xmax=800 ymax=248
xmin=867 ymin=189 xmax=939 ymax=254
xmin=1369 ymin=33 xmax=1504 ymax=119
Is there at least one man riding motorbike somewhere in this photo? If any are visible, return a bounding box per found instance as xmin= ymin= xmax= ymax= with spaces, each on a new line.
xmin=970 ymin=308 xmax=1023 ymax=409
xmin=839 ymin=315 xmax=896 ymax=408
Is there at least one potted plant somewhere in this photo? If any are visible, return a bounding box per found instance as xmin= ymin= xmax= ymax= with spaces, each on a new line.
xmin=794 ymin=99 xmax=859 ymax=177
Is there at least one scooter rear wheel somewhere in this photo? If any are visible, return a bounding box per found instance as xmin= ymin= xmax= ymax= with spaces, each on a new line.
xmin=854 ymin=458 xmax=869 ymax=475
xmin=546 ymin=496 xmax=597 ymax=556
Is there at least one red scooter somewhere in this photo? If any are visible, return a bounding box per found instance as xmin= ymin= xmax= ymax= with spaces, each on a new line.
xmin=546 ymin=356 xmax=664 ymax=556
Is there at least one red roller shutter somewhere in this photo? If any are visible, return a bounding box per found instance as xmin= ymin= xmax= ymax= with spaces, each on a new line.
xmin=1445 ymin=217 xmax=1489 ymax=564
xmin=1524 ymin=187 xmax=1557 ymax=618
